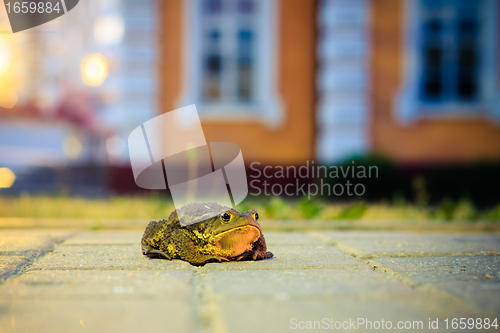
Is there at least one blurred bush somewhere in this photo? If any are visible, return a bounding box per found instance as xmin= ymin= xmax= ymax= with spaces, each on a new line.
xmin=326 ymin=155 xmax=500 ymax=209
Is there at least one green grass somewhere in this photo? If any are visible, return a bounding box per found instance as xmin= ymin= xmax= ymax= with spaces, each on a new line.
xmin=0 ymin=194 xmax=498 ymax=222
xmin=0 ymin=194 xmax=175 ymax=220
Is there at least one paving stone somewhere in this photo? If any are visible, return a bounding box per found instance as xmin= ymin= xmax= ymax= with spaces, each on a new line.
xmin=376 ymin=256 xmax=500 ymax=316
xmin=217 ymin=298 xmax=470 ymax=333
xmin=202 ymin=268 xmax=456 ymax=332
xmin=263 ymin=232 xmax=321 ymax=246
xmin=0 ymin=256 xmax=29 ymax=279
xmin=205 ymin=268 xmax=476 ymax=332
xmin=312 ymin=231 xmax=500 ymax=257
xmin=206 ymin=269 xmax=414 ymax=299
xmin=0 ymin=269 xmax=194 ymax=333
xmin=63 ymin=231 xmax=143 ymax=245
xmin=0 ymin=299 xmax=193 ymax=333
xmin=0 ymin=230 xmax=72 ymax=280
xmin=202 ymin=245 xmax=363 ymax=271
xmin=31 ymin=244 xmax=191 ymax=271
xmin=2 ymin=229 xmax=497 ymax=333
xmin=0 ymin=270 xmax=193 ymax=300
xmin=376 ymin=256 xmax=500 ymax=280
xmin=0 ymin=230 xmax=72 ymax=253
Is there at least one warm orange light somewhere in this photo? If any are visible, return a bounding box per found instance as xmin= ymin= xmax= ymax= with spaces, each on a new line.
xmin=0 ymin=89 xmax=17 ymax=109
xmin=0 ymin=168 xmax=16 ymax=188
xmin=0 ymin=36 xmax=18 ymax=108
xmin=81 ymin=54 xmax=108 ymax=86
xmin=0 ymin=37 xmax=12 ymax=76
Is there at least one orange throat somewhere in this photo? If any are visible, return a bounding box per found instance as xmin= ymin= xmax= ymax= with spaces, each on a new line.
xmin=214 ymin=225 xmax=261 ymax=257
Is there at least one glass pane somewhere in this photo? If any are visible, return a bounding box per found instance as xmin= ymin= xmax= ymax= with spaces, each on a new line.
xmin=457 ymin=47 xmax=478 ymax=100
xmin=237 ymin=30 xmax=254 ymax=102
xmin=420 ymin=16 xmax=444 ymax=101
xmin=203 ymin=0 xmax=222 ymax=15
xmin=199 ymin=0 xmax=258 ymax=105
xmin=238 ymin=0 xmax=254 ymax=14
xmin=455 ymin=11 xmax=480 ymax=101
xmin=202 ymin=30 xmax=222 ymax=101
xmin=422 ymin=46 xmax=443 ymax=100
xmin=419 ymin=0 xmax=482 ymax=104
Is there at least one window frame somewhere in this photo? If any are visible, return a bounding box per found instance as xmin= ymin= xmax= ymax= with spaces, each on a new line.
xmin=179 ymin=0 xmax=284 ymax=127
xmin=396 ymin=0 xmax=500 ymax=123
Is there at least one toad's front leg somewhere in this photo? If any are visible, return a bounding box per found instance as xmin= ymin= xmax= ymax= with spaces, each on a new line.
xmin=236 ymin=234 xmax=273 ymax=261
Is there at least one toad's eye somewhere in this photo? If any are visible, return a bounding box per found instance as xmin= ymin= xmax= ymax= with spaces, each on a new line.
xmin=254 ymin=212 xmax=259 ymax=221
xmin=221 ymin=212 xmax=231 ymax=222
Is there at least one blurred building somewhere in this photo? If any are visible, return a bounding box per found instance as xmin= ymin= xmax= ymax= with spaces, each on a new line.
xmin=0 ymin=0 xmax=158 ymax=194
xmin=371 ymin=0 xmax=500 ymax=164
xmin=1 ymin=0 xmax=499 ymax=195
xmin=160 ymin=0 xmax=316 ymax=166
xmin=159 ymin=0 xmax=500 ymax=166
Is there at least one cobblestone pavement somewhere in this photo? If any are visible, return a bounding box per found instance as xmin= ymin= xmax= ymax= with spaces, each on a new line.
xmin=0 ymin=229 xmax=499 ymax=333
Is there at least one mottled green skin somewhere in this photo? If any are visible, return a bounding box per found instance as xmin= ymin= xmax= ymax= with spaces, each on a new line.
xmin=141 ymin=202 xmax=273 ymax=266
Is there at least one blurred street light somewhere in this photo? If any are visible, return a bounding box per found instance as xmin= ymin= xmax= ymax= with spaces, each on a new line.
xmin=94 ymin=15 xmax=125 ymax=45
xmin=0 ymin=168 xmax=16 ymax=188
xmin=81 ymin=54 xmax=108 ymax=86
xmin=0 ymin=36 xmax=18 ymax=108
xmin=0 ymin=37 xmax=12 ymax=76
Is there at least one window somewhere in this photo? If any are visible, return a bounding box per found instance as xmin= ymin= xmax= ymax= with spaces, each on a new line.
xmin=200 ymin=0 xmax=256 ymax=103
xmin=397 ymin=0 xmax=500 ymax=121
xmin=180 ymin=0 xmax=283 ymax=126
xmin=419 ymin=0 xmax=480 ymax=103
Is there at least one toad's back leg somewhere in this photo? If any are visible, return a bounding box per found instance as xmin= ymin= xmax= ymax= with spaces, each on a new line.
xmin=141 ymin=221 xmax=171 ymax=259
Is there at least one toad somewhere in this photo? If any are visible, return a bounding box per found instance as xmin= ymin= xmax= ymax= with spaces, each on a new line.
xmin=141 ymin=202 xmax=273 ymax=266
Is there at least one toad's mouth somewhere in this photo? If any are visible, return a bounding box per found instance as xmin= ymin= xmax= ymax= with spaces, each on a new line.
xmin=216 ymin=224 xmax=261 ymax=238
xmin=215 ymin=219 xmax=262 ymax=236
xmin=214 ymin=225 xmax=261 ymax=256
